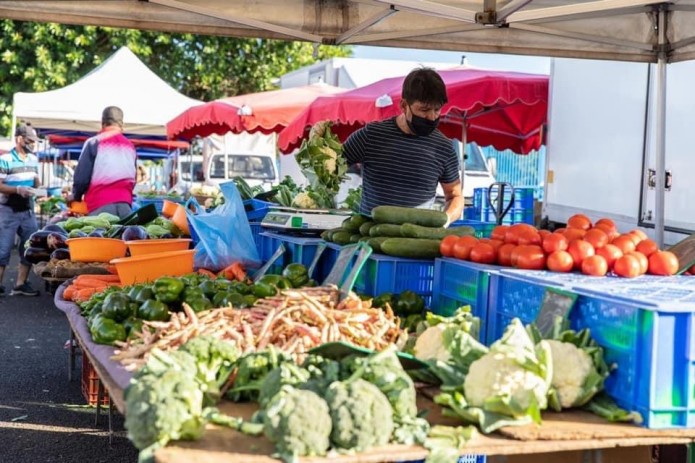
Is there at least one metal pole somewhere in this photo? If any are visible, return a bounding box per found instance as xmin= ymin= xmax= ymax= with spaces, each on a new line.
xmin=461 ymin=121 xmax=467 ymax=219
xmin=655 ymin=9 xmax=667 ymax=247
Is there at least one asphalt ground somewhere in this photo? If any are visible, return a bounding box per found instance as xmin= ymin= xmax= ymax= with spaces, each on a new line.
xmin=0 ymin=251 xmax=138 ymax=463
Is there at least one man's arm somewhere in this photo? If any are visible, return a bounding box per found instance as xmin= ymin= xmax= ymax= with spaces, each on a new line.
xmin=72 ymin=139 xmax=98 ymax=201
xmin=441 ymin=180 xmax=464 ymax=226
xmin=0 ymin=160 xmax=16 ymax=195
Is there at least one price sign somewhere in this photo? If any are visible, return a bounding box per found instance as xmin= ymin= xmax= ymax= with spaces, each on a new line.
xmin=534 ymin=287 xmax=578 ymax=337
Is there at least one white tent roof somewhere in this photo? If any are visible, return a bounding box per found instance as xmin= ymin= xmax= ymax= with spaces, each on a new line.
xmin=13 ymin=47 xmax=202 ymax=136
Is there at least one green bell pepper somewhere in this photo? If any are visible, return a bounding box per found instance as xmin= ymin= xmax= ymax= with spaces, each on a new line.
xmin=282 ymin=263 xmax=310 ymax=288
xmin=101 ymin=292 xmax=133 ymax=322
xmin=258 ymin=274 xmax=292 ymax=290
xmin=372 ymin=292 xmax=395 ymax=309
xmin=127 ymin=285 xmax=144 ymax=301
xmin=134 ymin=286 xmax=155 ymax=303
xmin=198 ymin=280 xmax=218 ymax=298
xmin=186 ymin=296 xmax=213 ymax=313
xmin=154 ymin=277 xmax=185 ymax=303
xmin=137 ymin=299 xmax=171 ymax=321
xmin=231 ymin=281 xmax=252 ymax=295
xmin=252 ymin=282 xmax=278 ymax=299
xmin=241 ymin=294 xmax=258 ymax=308
xmin=90 ymin=317 xmax=127 ymax=345
xmin=123 ymin=317 xmax=144 ymax=338
xmin=226 ymin=293 xmax=245 ymax=307
xmin=182 ymin=286 xmax=205 ymax=301
xmin=395 ymin=290 xmax=425 ymax=316
xmin=212 ymin=291 xmax=233 ymax=307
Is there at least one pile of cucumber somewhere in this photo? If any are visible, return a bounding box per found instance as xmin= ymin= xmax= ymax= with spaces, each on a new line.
xmin=321 ymin=206 xmax=475 ymax=259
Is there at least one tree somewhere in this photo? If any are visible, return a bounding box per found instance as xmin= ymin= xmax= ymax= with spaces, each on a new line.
xmin=0 ymin=20 xmax=350 ymax=135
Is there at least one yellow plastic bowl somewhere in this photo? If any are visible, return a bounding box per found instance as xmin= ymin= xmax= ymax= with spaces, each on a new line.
xmin=66 ymin=237 xmax=128 ymax=263
xmin=126 ymin=238 xmax=192 ymax=256
xmin=110 ymin=249 xmax=195 ymax=285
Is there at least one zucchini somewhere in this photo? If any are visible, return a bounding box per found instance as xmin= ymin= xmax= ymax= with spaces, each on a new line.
xmin=381 ymin=238 xmax=442 ymax=259
xmin=367 ymin=237 xmax=390 ymax=253
xmin=369 ymin=224 xmax=403 ymax=238
xmin=372 ymin=205 xmax=448 ymax=227
xmin=400 ymin=223 xmax=476 ymax=240
xmin=358 ymin=221 xmax=376 ymax=236
xmin=332 ymin=231 xmax=353 ymax=245
xmin=349 ymin=234 xmax=362 ymax=243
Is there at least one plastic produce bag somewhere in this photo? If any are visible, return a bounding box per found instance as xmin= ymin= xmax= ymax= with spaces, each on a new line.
xmin=186 ymin=181 xmax=260 ymax=271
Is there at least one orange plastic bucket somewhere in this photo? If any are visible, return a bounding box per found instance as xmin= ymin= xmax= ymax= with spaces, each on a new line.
xmin=126 ymin=238 xmax=192 ymax=256
xmin=161 ymin=200 xmax=178 ymax=218
xmin=66 ymin=237 xmax=128 ymax=263
xmin=110 ymin=249 xmax=195 ymax=285
xmin=172 ymin=205 xmax=190 ymax=236
xmin=69 ymin=201 xmax=89 ymax=215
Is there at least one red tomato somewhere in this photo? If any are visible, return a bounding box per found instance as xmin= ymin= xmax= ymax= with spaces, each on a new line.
xmin=497 ymin=243 xmax=516 ymax=267
xmin=453 ymin=240 xmax=474 ymax=260
xmin=491 ymin=225 xmax=509 ymax=242
xmin=583 ymin=228 xmax=608 ymax=250
xmin=636 ymin=239 xmax=659 ymax=257
xmin=648 ymin=251 xmax=679 ymax=276
xmin=489 ymin=239 xmax=505 ymax=252
xmin=517 ymin=229 xmax=542 ymax=246
xmin=510 ymin=245 xmax=528 ymax=267
xmin=613 ymin=255 xmax=642 ymax=278
xmin=554 ymin=227 xmax=567 ymax=234
xmin=547 ymin=250 xmax=574 ymax=273
xmin=538 ymin=229 xmax=552 ymax=241
xmin=626 ymin=251 xmax=648 ymax=275
xmin=515 ymin=245 xmax=546 ymax=270
xmin=611 ymin=235 xmax=637 ymax=254
xmin=542 ymin=233 xmax=569 ymax=254
xmin=567 ymin=240 xmax=595 ymax=270
xmin=567 ymin=214 xmax=593 ymax=231
xmin=581 ymin=255 xmax=608 ymax=276
xmin=595 ymin=218 xmax=617 ymax=230
xmin=595 ymin=244 xmax=623 ymax=270
xmin=629 ymin=228 xmax=649 ymax=242
xmin=564 ymin=228 xmax=587 ymax=242
xmin=440 ymin=235 xmax=459 ymax=258
xmin=469 ymin=243 xmax=496 ymax=264
xmin=594 ymin=223 xmax=620 ymax=241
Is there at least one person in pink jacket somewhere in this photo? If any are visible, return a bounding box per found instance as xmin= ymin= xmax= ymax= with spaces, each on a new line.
xmin=70 ymin=106 xmax=137 ymax=219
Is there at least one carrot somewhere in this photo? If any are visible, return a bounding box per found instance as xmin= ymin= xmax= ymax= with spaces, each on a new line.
xmin=218 ymin=262 xmax=247 ymax=282
xmin=71 ymin=278 xmax=114 ymax=288
xmin=75 ymin=274 xmax=121 ymax=283
xmin=63 ymin=286 xmax=77 ymax=301
xmin=73 ymin=287 xmax=98 ymax=302
xmin=105 ymin=265 xmax=118 ymax=275
xmin=197 ymin=268 xmax=217 ymax=279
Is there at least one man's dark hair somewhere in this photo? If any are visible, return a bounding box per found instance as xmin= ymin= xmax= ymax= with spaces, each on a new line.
xmin=102 ymin=106 xmax=124 ymax=127
xmin=402 ymin=67 xmax=448 ymax=106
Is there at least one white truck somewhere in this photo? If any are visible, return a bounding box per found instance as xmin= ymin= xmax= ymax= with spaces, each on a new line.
xmin=544 ymin=58 xmax=695 ymax=245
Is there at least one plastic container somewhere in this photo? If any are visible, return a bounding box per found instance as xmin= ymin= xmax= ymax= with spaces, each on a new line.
xmin=161 ymin=199 xmax=179 ymax=218
xmin=260 ymin=232 xmax=324 ymax=276
xmin=249 ymin=223 xmax=263 ymax=257
xmin=353 ymin=253 xmax=435 ymax=306
xmin=244 ymin=199 xmax=272 ymax=221
xmin=431 ymin=258 xmax=498 ymax=336
xmin=172 ymin=204 xmax=191 ymax=236
xmin=66 ymin=237 xmax=128 ymax=263
xmin=471 ymin=186 xmax=535 ymax=225
xmin=487 ymin=270 xmax=695 ymax=428
xmin=126 ymin=238 xmax=192 ymax=256
xmin=69 ymin=201 xmax=89 ymax=215
xmin=81 ymin=355 xmax=109 ymax=407
xmin=110 ymin=249 xmax=195 ymax=285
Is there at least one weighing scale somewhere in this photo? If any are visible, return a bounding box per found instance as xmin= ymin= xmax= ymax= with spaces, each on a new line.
xmin=260 ymin=206 xmax=352 ymax=234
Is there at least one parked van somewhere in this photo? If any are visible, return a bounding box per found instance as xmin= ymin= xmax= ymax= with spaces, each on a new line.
xmin=177 ymin=152 xmax=278 ymax=192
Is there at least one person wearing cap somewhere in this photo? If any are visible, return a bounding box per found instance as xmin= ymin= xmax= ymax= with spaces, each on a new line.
xmin=70 ymin=106 xmax=137 ymax=219
xmin=0 ymin=122 xmax=41 ymax=297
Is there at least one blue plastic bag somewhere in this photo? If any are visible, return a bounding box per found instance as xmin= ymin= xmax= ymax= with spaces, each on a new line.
xmin=186 ymin=181 xmax=261 ymax=272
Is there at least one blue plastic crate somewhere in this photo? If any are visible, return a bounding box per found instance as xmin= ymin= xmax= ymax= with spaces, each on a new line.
xmin=244 ymin=199 xmax=272 ymax=221
xmin=488 ymin=271 xmax=695 ymax=428
xmin=473 ymin=186 xmax=535 ymax=211
xmin=260 ymin=232 xmax=324 ymax=276
xmin=249 ymin=223 xmax=263 ymax=257
xmin=319 ymin=242 xmax=343 ymax=283
xmin=353 ymin=253 xmax=435 ymax=306
xmin=450 ymin=219 xmax=496 ymax=238
xmin=399 ymin=456 xmax=485 ymax=463
xmin=432 ymin=258 xmax=498 ymax=338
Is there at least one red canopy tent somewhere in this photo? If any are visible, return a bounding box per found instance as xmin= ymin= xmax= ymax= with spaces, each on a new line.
xmin=167 ymin=83 xmax=346 ymax=140
xmin=278 ymin=68 xmax=548 ymax=155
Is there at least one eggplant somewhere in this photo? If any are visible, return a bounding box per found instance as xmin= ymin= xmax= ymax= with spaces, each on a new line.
xmin=50 ymin=248 xmax=71 ymax=260
xmin=46 ymin=232 xmax=68 ymax=250
xmin=29 ymin=231 xmax=51 ymax=249
xmin=43 ymin=224 xmax=67 ymax=235
xmin=68 ymin=229 xmax=87 ymax=239
xmin=122 ymin=225 xmax=148 ymax=241
xmin=88 ymin=229 xmax=105 ymax=238
xmin=24 ymin=247 xmax=51 ymax=264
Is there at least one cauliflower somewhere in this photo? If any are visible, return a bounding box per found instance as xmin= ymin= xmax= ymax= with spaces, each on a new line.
xmin=292 ymin=192 xmax=318 ymax=209
xmin=309 ymin=121 xmax=330 ymax=140
xmin=413 ymin=307 xmax=482 ymax=363
xmin=325 ymin=378 xmax=394 ymax=451
xmin=324 ymin=156 xmax=337 ymax=174
xmin=464 ymin=352 xmax=549 ymax=413
xmin=546 ymin=340 xmax=596 ymax=408
xmin=414 ymin=324 xmax=451 ymax=362
xmin=263 ymin=386 xmax=332 ymax=460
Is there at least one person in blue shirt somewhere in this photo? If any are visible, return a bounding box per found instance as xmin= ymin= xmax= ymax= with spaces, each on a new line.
xmin=0 ymin=122 xmax=41 ymax=296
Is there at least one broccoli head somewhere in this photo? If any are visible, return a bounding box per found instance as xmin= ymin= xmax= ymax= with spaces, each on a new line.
xmin=227 ymin=347 xmax=290 ymax=402
xmin=258 ymin=363 xmax=311 ymax=407
xmin=263 ymin=386 xmax=332 ymax=461
xmin=300 ymin=354 xmax=341 ymax=396
xmin=179 ymin=335 xmax=240 ymax=404
xmin=134 ymin=348 xmax=198 ymax=381
xmin=124 ymin=369 xmax=205 ymax=452
xmin=325 ymin=378 xmax=394 ymax=451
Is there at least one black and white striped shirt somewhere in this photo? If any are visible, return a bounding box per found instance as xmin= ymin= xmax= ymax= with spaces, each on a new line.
xmin=342 ymin=117 xmax=460 ymax=216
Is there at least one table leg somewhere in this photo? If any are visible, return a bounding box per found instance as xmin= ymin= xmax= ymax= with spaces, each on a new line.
xmin=95 ymin=381 xmax=104 ymax=426
xmin=68 ymin=329 xmax=77 ymax=382
xmin=108 ymin=400 xmax=114 ymax=446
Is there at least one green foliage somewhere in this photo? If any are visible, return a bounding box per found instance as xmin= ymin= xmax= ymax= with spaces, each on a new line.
xmin=178 ymin=335 xmax=240 ymax=405
xmin=0 ymin=20 xmax=351 ymax=135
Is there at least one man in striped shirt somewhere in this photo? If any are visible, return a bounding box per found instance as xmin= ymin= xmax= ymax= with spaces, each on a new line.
xmin=0 ymin=123 xmax=41 ymax=296
xmin=342 ymin=68 xmax=464 ymax=225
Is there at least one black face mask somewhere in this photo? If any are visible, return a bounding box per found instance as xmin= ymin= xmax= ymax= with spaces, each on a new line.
xmin=407 ymin=111 xmax=440 ymax=137
xmin=22 ymin=142 xmax=35 ymax=154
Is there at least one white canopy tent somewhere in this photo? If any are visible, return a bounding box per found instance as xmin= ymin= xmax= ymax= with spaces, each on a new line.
xmin=2 ymin=0 xmax=692 ymax=245
xmin=13 ymin=46 xmax=202 ymax=137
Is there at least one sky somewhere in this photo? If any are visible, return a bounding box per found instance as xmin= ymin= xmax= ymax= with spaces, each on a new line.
xmin=351 ymin=45 xmax=551 ymax=75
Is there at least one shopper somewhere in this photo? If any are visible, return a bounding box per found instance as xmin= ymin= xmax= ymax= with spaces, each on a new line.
xmin=70 ymin=106 xmax=137 ymax=219
xmin=341 ymin=67 xmax=464 ymax=225
xmin=0 ymin=122 xmax=41 ymax=296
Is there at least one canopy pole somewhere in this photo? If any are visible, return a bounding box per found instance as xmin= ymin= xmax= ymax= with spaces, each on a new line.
xmin=460 ymin=121 xmax=467 ymax=218
xmin=655 ymin=8 xmax=667 ymax=247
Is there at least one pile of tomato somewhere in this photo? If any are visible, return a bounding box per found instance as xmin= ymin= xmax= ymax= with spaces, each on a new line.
xmin=441 ymin=214 xmax=681 ymax=278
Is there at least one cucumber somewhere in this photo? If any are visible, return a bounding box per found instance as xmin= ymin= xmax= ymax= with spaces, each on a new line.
xmin=400 ymin=223 xmax=476 ymax=240
xmin=372 ymin=205 xmax=448 ymax=227
xmin=358 ymin=221 xmax=376 ymax=236
xmin=323 ymin=228 xmax=346 ymax=242
xmin=342 ymin=215 xmax=370 ymax=233
xmin=349 ymin=234 xmax=362 ymax=243
xmin=369 ymin=223 xmax=403 ymax=238
xmin=381 ymin=238 xmax=442 ymax=259
xmin=367 ymin=237 xmax=390 ymax=253
xmin=332 ymin=231 xmax=353 ymax=245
